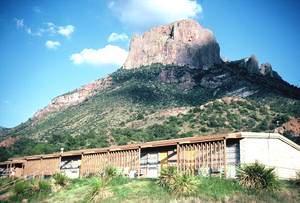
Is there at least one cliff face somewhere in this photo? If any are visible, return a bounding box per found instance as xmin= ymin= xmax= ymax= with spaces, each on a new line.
xmin=33 ymin=77 xmax=112 ymax=121
xmin=123 ymin=19 xmax=221 ymax=69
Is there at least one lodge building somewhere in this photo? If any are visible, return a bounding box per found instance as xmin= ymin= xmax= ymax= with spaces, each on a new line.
xmin=1 ymin=132 xmax=300 ymax=179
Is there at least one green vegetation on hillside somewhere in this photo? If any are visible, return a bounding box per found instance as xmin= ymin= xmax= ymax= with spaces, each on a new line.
xmin=1 ymin=64 xmax=300 ymax=160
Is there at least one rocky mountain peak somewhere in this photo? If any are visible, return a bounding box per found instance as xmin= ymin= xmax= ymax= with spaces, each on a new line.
xmin=123 ymin=19 xmax=221 ymax=69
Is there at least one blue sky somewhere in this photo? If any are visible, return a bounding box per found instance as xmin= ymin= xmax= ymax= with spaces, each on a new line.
xmin=0 ymin=0 xmax=299 ymax=128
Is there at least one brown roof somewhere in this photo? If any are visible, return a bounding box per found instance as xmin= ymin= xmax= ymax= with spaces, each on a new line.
xmin=0 ymin=159 xmax=26 ymax=165
xmin=7 ymin=133 xmax=241 ymax=161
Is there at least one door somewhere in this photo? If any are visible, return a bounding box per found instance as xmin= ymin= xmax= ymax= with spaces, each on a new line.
xmin=159 ymin=152 xmax=168 ymax=169
xmin=147 ymin=153 xmax=159 ymax=178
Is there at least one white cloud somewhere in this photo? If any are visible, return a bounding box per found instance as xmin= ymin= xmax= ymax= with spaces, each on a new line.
xmin=107 ymin=32 xmax=129 ymax=42
xmin=57 ymin=25 xmax=75 ymax=38
xmin=15 ymin=18 xmax=24 ymax=28
xmin=45 ymin=40 xmax=61 ymax=49
xmin=14 ymin=18 xmax=42 ymax=36
xmin=70 ymin=45 xmax=128 ymax=66
xmin=14 ymin=19 xmax=75 ymax=38
xmin=109 ymin=0 xmax=202 ymax=30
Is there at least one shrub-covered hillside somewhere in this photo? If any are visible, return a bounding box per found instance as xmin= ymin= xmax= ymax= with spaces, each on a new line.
xmin=1 ymin=64 xmax=300 ymax=160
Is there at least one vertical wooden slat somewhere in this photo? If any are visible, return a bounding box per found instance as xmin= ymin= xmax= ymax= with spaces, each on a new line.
xmin=176 ymin=143 xmax=179 ymax=172
xmin=183 ymin=145 xmax=185 ymax=173
xmin=223 ymin=139 xmax=227 ymax=177
xmin=205 ymin=143 xmax=208 ymax=168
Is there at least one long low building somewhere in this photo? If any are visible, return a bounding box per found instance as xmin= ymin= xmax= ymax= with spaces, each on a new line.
xmin=1 ymin=132 xmax=299 ymax=179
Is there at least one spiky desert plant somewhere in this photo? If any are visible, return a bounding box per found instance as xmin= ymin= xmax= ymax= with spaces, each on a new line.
xmin=171 ymin=173 xmax=198 ymax=197
xmin=157 ymin=166 xmax=178 ymax=188
xmin=89 ymin=175 xmax=114 ymax=202
xmin=158 ymin=166 xmax=199 ymax=197
xmin=104 ymin=166 xmax=118 ymax=178
xmin=237 ymin=162 xmax=279 ymax=191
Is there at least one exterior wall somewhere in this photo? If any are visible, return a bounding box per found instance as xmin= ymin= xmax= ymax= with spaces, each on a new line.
xmin=14 ymin=167 xmax=23 ymax=177
xmin=41 ymin=158 xmax=60 ymax=176
xmin=178 ymin=140 xmax=225 ymax=176
xmin=109 ymin=149 xmax=140 ymax=176
xmin=0 ymin=163 xmax=24 ymax=177
xmin=24 ymin=157 xmax=60 ymax=177
xmin=81 ymin=149 xmax=140 ymax=177
xmin=60 ymin=156 xmax=81 ymax=179
xmin=140 ymin=146 xmax=176 ymax=178
xmin=140 ymin=151 xmax=159 ymax=178
xmin=226 ymin=139 xmax=240 ymax=178
xmin=240 ymin=136 xmax=300 ymax=179
xmin=81 ymin=152 xmax=107 ymax=176
xmin=24 ymin=159 xmax=41 ymax=177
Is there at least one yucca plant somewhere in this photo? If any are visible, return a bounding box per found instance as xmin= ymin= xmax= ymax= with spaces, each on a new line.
xmin=237 ymin=162 xmax=279 ymax=191
xmin=158 ymin=166 xmax=199 ymax=197
xmin=104 ymin=166 xmax=118 ymax=178
xmin=172 ymin=173 xmax=198 ymax=197
xmin=157 ymin=166 xmax=178 ymax=188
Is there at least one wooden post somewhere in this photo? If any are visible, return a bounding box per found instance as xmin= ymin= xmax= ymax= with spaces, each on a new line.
xmin=182 ymin=145 xmax=185 ymax=173
xmin=108 ymin=150 xmax=111 ymax=167
xmin=22 ymin=163 xmax=25 ymax=177
xmin=79 ymin=153 xmax=83 ymax=177
xmin=59 ymin=155 xmax=62 ymax=174
xmin=223 ymin=139 xmax=227 ymax=178
xmin=138 ymin=147 xmax=141 ymax=178
xmin=210 ymin=142 xmax=212 ymax=170
xmin=177 ymin=143 xmax=180 ymax=172
xmin=39 ymin=157 xmax=42 ymax=178
xmin=197 ymin=144 xmax=199 ymax=172
xmin=207 ymin=142 xmax=209 ymax=169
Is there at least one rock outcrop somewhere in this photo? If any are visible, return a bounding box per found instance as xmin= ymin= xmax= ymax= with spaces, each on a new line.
xmin=33 ymin=77 xmax=112 ymax=121
xmin=231 ymin=55 xmax=282 ymax=80
xmin=123 ymin=19 xmax=221 ymax=69
xmin=259 ymin=63 xmax=281 ymax=79
xmin=240 ymin=55 xmax=260 ymax=74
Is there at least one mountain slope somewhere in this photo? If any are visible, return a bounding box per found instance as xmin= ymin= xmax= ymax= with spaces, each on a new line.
xmin=1 ymin=19 xmax=300 ymax=160
xmin=0 ymin=127 xmax=10 ymax=138
xmin=2 ymin=62 xmax=299 ymax=160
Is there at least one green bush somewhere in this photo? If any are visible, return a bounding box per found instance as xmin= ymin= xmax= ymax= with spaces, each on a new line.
xmin=237 ymin=162 xmax=279 ymax=191
xmin=53 ymin=173 xmax=69 ymax=186
xmin=13 ymin=179 xmax=52 ymax=200
xmin=38 ymin=180 xmax=52 ymax=192
xmin=14 ymin=181 xmax=33 ymax=198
